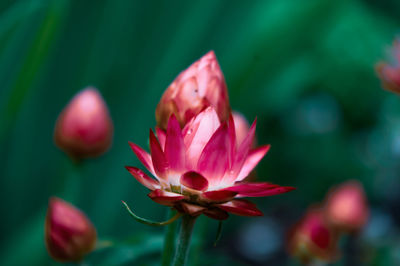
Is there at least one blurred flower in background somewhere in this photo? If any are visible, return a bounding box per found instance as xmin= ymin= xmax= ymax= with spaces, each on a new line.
xmin=287 ymin=208 xmax=339 ymax=264
xmin=54 ymin=87 xmax=113 ymax=160
xmin=324 ymin=180 xmax=369 ymax=233
xmin=376 ymin=38 xmax=400 ymax=94
xmin=45 ymin=197 xmax=97 ymax=262
xmin=155 ymin=51 xmax=230 ymax=130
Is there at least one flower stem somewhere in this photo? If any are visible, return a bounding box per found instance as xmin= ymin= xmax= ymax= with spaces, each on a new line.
xmin=172 ymin=215 xmax=196 ymax=266
xmin=162 ymin=209 xmax=178 ymax=266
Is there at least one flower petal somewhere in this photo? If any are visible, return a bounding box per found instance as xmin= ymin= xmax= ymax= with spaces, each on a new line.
xmin=225 ymin=182 xmax=295 ymax=197
xmin=129 ymin=142 xmax=155 ymax=175
xmin=183 ymin=107 xmax=220 ymax=168
xmin=231 ymin=118 xmax=257 ymax=176
xmin=125 ymin=166 xmax=160 ymax=190
xmin=148 ymin=189 xmax=185 ymax=206
xmin=217 ymin=199 xmax=263 ymax=216
xmin=236 ymin=145 xmax=270 ymax=182
xmin=228 ymin=114 xmax=236 ymax=169
xmin=155 ymin=127 xmax=166 ymax=151
xmin=203 ymin=208 xmax=229 ymax=220
xmin=178 ymin=202 xmax=206 ymax=216
xmin=165 ymin=115 xmax=185 ymax=172
xmin=149 ymin=129 xmax=169 ymax=179
xmin=180 ymin=171 xmax=208 ymax=191
xmin=202 ymin=190 xmax=237 ymax=202
xmin=197 ymin=123 xmax=229 ymax=183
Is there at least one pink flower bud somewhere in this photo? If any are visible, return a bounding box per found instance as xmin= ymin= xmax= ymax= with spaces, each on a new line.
xmin=156 ymin=51 xmax=231 ymax=129
xmin=54 ymin=87 xmax=113 ymax=159
xmin=376 ymin=39 xmax=400 ymax=93
xmin=287 ymin=208 xmax=339 ymax=264
xmin=45 ymin=197 xmax=97 ymax=262
xmin=324 ymin=181 xmax=369 ymax=232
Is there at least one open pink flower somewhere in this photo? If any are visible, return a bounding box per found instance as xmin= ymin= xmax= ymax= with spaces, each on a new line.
xmin=126 ymin=107 xmax=294 ymax=220
xmin=155 ymin=51 xmax=230 ymax=130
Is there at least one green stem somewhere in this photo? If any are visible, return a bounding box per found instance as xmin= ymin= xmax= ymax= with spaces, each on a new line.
xmin=162 ymin=209 xmax=178 ymax=266
xmin=172 ymin=215 xmax=196 ymax=266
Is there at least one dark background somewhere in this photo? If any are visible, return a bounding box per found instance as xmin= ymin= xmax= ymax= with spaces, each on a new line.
xmin=1 ymin=0 xmax=400 ymax=265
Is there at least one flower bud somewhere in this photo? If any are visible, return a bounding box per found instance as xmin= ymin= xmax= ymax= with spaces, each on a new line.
xmin=54 ymin=87 xmax=113 ymax=159
xmin=287 ymin=208 xmax=338 ymax=264
xmin=324 ymin=181 xmax=369 ymax=233
xmin=376 ymin=39 xmax=400 ymax=93
xmin=45 ymin=197 xmax=97 ymax=262
xmin=156 ymin=51 xmax=230 ymax=129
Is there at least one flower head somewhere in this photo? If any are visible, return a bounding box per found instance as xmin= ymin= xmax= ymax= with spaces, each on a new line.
xmin=155 ymin=51 xmax=230 ymax=130
xmin=376 ymin=39 xmax=400 ymax=93
xmin=324 ymin=181 xmax=369 ymax=232
xmin=54 ymin=87 xmax=113 ymax=159
xmin=45 ymin=197 xmax=97 ymax=262
xmin=287 ymin=208 xmax=339 ymax=264
xmin=127 ymin=107 xmax=294 ymax=220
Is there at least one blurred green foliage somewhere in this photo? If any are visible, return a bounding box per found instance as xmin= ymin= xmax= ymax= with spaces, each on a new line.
xmin=1 ymin=0 xmax=400 ymax=265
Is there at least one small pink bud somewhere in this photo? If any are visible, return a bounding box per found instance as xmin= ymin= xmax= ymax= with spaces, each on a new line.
xmin=287 ymin=208 xmax=338 ymax=264
xmin=376 ymin=39 xmax=400 ymax=93
xmin=45 ymin=197 xmax=97 ymax=262
xmin=324 ymin=181 xmax=369 ymax=233
xmin=54 ymin=87 xmax=113 ymax=159
xmin=156 ymin=51 xmax=230 ymax=129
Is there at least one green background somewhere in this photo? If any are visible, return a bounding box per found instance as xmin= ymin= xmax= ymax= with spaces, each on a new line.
xmin=1 ymin=0 xmax=400 ymax=265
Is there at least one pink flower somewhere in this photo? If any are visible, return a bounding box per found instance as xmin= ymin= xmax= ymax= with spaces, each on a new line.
xmin=126 ymin=107 xmax=294 ymax=220
xmin=324 ymin=181 xmax=369 ymax=232
xmin=376 ymin=39 xmax=400 ymax=93
xmin=45 ymin=197 xmax=97 ymax=262
xmin=155 ymin=51 xmax=230 ymax=130
xmin=54 ymin=87 xmax=113 ymax=159
xmin=232 ymin=111 xmax=255 ymax=147
xmin=287 ymin=208 xmax=339 ymax=264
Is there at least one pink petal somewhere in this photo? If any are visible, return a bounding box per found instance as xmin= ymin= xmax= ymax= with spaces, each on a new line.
xmin=183 ymin=107 xmax=220 ymax=168
xmin=149 ymin=129 xmax=169 ymax=179
xmin=125 ymin=166 xmax=160 ymax=190
xmin=203 ymin=208 xmax=229 ymax=220
xmin=129 ymin=142 xmax=155 ymax=175
xmin=180 ymin=171 xmax=208 ymax=191
xmin=178 ymin=202 xmax=206 ymax=216
xmin=165 ymin=115 xmax=185 ymax=172
xmin=228 ymin=114 xmax=236 ymax=169
xmin=225 ymin=182 xmax=295 ymax=197
xmin=217 ymin=199 xmax=263 ymax=216
xmin=197 ymin=123 xmax=229 ymax=183
xmin=155 ymin=127 xmax=166 ymax=151
xmin=236 ymin=145 xmax=270 ymax=182
xmin=202 ymin=190 xmax=237 ymax=202
xmin=231 ymin=118 xmax=257 ymax=176
xmin=148 ymin=189 xmax=185 ymax=206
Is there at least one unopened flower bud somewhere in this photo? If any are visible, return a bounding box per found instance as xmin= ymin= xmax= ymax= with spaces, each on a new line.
xmin=54 ymin=87 xmax=113 ymax=159
xmin=376 ymin=39 xmax=400 ymax=93
xmin=324 ymin=181 xmax=369 ymax=233
xmin=287 ymin=208 xmax=338 ymax=264
xmin=45 ymin=197 xmax=97 ymax=262
xmin=156 ymin=51 xmax=230 ymax=129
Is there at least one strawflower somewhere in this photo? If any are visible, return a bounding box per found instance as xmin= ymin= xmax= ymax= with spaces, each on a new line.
xmin=155 ymin=51 xmax=230 ymax=130
xmin=287 ymin=208 xmax=339 ymax=264
xmin=376 ymin=38 xmax=400 ymax=94
xmin=324 ymin=180 xmax=369 ymax=233
xmin=45 ymin=197 xmax=97 ymax=262
xmin=54 ymin=87 xmax=113 ymax=160
xmin=126 ymin=107 xmax=294 ymax=220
